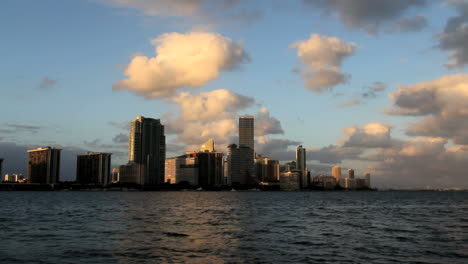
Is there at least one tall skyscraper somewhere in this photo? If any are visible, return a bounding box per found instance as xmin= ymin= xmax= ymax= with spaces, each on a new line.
xmin=332 ymin=166 xmax=342 ymax=181
xmin=128 ymin=116 xmax=166 ymax=185
xmin=296 ymin=145 xmax=306 ymax=170
xmin=76 ymin=152 xmax=111 ymax=185
xmin=239 ymin=115 xmax=254 ymax=152
xmin=226 ymin=144 xmax=255 ymax=186
xmin=27 ymin=147 xmax=61 ymax=184
xmin=365 ymin=172 xmax=371 ymax=188
xmin=348 ymin=169 xmax=355 ymax=179
xmin=200 ymin=138 xmax=215 ymax=152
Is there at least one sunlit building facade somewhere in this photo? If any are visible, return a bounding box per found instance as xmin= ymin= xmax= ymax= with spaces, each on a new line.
xmin=165 ymin=154 xmax=199 ymax=185
xmin=200 ymin=138 xmax=215 ymax=152
xmin=332 ymin=166 xmax=342 ymax=182
xmin=27 ymin=147 xmax=61 ymax=184
xmin=128 ymin=116 xmax=166 ymax=185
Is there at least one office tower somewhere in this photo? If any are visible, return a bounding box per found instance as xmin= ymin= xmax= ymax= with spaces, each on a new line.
xmin=198 ymin=151 xmax=223 ymax=187
xmin=332 ymin=166 xmax=342 ymax=181
xmin=255 ymin=155 xmax=280 ymax=182
xmin=200 ymin=138 xmax=215 ymax=152
xmin=128 ymin=116 xmax=166 ymax=185
xmin=280 ymin=171 xmax=304 ymax=191
xmin=348 ymin=169 xmax=355 ymax=179
xmin=27 ymin=147 xmax=61 ymax=184
xmin=119 ymin=162 xmax=144 ymax=184
xmin=365 ymin=172 xmax=371 ymax=188
xmin=296 ymin=145 xmax=306 ymax=170
xmin=165 ymin=153 xmax=199 ymax=185
xmin=76 ymin=152 xmax=111 ymax=185
xmin=226 ymin=144 xmax=255 ymax=186
xmin=239 ymin=115 xmax=254 ymax=152
xmin=0 ymin=159 xmax=3 ymax=180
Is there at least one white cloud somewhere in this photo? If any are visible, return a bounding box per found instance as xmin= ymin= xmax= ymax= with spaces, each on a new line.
xmin=388 ymin=73 xmax=468 ymax=144
xmin=342 ymin=123 xmax=394 ymax=148
xmin=113 ymin=32 xmax=249 ymax=98
xmin=290 ymin=34 xmax=356 ymax=92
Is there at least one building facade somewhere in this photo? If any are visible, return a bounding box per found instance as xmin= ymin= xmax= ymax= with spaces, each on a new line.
xmin=332 ymin=166 xmax=342 ymax=182
xmin=239 ymin=115 xmax=254 ymax=152
xmin=76 ymin=152 xmax=111 ymax=185
xmin=119 ymin=162 xmax=144 ymax=184
xmin=226 ymin=144 xmax=255 ymax=186
xmin=200 ymin=138 xmax=215 ymax=152
xmin=296 ymin=145 xmax=306 ymax=171
xmin=255 ymin=155 xmax=280 ymax=182
xmin=27 ymin=147 xmax=61 ymax=184
xmin=165 ymin=154 xmax=199 ymax=185
xmin=197 ymin=152 xmax=223 ymax=187
xmin=128 ymin=116 xmax=166 ymax=185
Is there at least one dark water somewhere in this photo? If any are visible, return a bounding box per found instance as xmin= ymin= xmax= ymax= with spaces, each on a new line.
xmin=0 ymin=191 xmax=467 ymax=264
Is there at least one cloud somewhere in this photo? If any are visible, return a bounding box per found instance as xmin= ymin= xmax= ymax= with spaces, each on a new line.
xmin=38 ymin=76 xmax=57 ymax=89
xmin=113 ymin=32 xmax=249 ymax=99
xmin=392 ymin=15 xmax=428 ymax=32
xmin=336 ymin=99 xmax=362 ymax=108
xmin=388 ymin=73 xmax=468 ymax=144
xmin=254 ymin=108 xmax=284 ymax=136
xmin=342 ymin=123 xmax=394 ymax=148
xmin=304 ymin=0 xmax=428 ymax=35
xmin=290 ymin=34 xmax=356 ymax=92
xmin=108 ymin=121 xmax=130 ymax=130
xmin=307 ymin=145 xmax=364 ymax=164
xmin=437 ymin=0 xmax=468 ymax=69
xmin=0 ymin=124 xmax=41 ymax=134
xmin=103 ymin=0 xmax=263 ymax=26
xmin=112 ymin=133 xmax=128 ymax=143
xmin=255 ymin=136 xmax=301 ymax=161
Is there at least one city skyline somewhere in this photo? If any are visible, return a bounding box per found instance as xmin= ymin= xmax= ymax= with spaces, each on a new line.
xmin=1 ymin=0 xmax=468 ymax=188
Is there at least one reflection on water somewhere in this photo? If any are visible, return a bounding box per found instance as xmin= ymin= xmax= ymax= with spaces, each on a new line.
xmin=0 ymin=191 xmax=467 ymax=263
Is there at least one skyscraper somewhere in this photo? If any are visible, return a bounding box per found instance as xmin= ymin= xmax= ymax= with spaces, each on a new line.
xmin=200 ymin=138 xmax=215 ymax=152
xmin=226 ymin=144 xmax=255 ymax=186
xmin=332 ymin=166 xmax=342 ymax=181
xmin=296 ymin=145 xmax=306 ymax=170
xmin=239 ymin=115 xmax=254 ymax=152
xmin=128 ymin=116 xmax=166 ymax=185
xmin=365 ymin=172 xmax=371 ymax=188
xmin=76 ymin=152 xmax=111 ymax=185
xmin=348 ymin=169 xmax=355 ymax=179
xmin=27 ymin=147 xmax=61 ymax=184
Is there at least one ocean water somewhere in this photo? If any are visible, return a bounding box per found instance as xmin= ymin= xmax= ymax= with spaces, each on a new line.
xmin=0 ymin=191 xmax=466 ymax=263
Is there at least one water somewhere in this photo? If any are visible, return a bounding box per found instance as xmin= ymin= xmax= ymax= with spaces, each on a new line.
xmin=0 ymin=191 xmax=467 ymax=263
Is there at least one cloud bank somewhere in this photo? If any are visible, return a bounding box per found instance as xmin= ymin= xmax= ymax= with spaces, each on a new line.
xmin=114 ymin=32 xmax=249 ymax=98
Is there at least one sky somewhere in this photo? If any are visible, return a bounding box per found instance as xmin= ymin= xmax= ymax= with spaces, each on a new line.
xmin=1 ymin=0 xmax=468 ymax=188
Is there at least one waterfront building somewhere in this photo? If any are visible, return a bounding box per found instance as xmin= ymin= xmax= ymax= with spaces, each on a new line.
xmin=344 ymin=178 xmax=356 ymax=189
xmin=348 ymin=169 xmax=355 ymax=179
xmin=165 ymin=154 xmax=199 ymax=185
xmin=296 ymin=145 xmax=306 ymax=171
xmin=197 ymin=151 xmax=223 ymax=187
xmin=111 ymin=168 xmax=120 ymax=183
xmin=365 ymin=172 xmax=371 ymax=188
xmin=356 ymin=178 xmax=367 ymax=189
xmin=239 ymin=115 xmax=254 ymax=158
xmin=280 ymin=170 xmax=309 ymax=191
xmin=226 ymin=144 xmax=254 ymax=186
xmin=119 ymin=162 xmax=144 ymax=184
xmin=4 ymin=173 xmax=24 ymax=183
xmin=255 ymin=155 xmax=280 ymax=182
xmin=76 ymin=152 xmax=111 ymax=185
xmin=128 ymin=116 xmax=166 ymax=185
xmin=312 ymin=175 xmax=337 ymax=190
xmin=332 ymin=166 xmax=342 ymax=182
xmin=27 ymin=147 xmax=61 ymax=184
xmin=200 ymin=138 xmax=215 ymax=152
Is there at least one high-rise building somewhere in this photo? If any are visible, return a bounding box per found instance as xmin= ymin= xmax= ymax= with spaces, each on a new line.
xmin=226 ymin=144 xmax=255 ymax=186
xmin=296 ymin=145 xmax=306 ymax=170
xmin=255 ymin=155 xmax=280 ymax=182
xmin=165 ymin=154 xmax=199 ymax=185
xmin=128 ymin=116 xmax=166 ymax=185
xmin=365 ymin=172 xmax=371 ymax=188
xmin=119 ymin=162 xmax=144 ymax=184
xmin=76 ymin=152 xmax=111 ymax=185
xmin=348 ymin=169 xmax=355 ymax=179
xmin=200 ymin=138 xmax=215 ymax=152
xmin=111 ymin=168 xmax=120 ymax=183
xmin=197 ymin=151 xmax=224 ymax=187
xmin=27 ymin=147 xmax=61 ymax=184
xmin=239 ymin=115 xmax=254 ymax=152
xmin=332 ymin=166 xmax=342 ymax=181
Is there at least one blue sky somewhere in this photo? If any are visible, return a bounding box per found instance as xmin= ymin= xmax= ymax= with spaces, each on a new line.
xmin=1 ymin=0 xmax=468 ymax=188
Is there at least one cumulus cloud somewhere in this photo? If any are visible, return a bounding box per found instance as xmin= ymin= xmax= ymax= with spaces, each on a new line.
xmin=307 ymin=145 xmax=364 ymax=164
xmin=112 ymin=133 xmax=128 ymax=143
xmin=342 ymin=123 xmax=394 ymax=148
xmin=437 ymin=0 xmax=468 ymax=69
xmin=39 ymin=76 xmax=58 ymax=89
xmin=336 ymin=99 xmax=362 ymax=108
xmin=392 ymin=15 xmax=428 ymax=32
xmin=103 ymin=0 xmax=263 ymax=26
xmin=114 ymin=32 xmax=249 ymax=98
xmin=304 ymin=0 xmax=428 ymax=34
xmin=255 ymin=136 xmax=301 ymax=161
xmin=254 ymin=108 xmax=284 ymax=136
xmin=388 ymin=73 xmax=468 ymax=144
xmin=290 ymin=34 xmax=356 ymax=92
